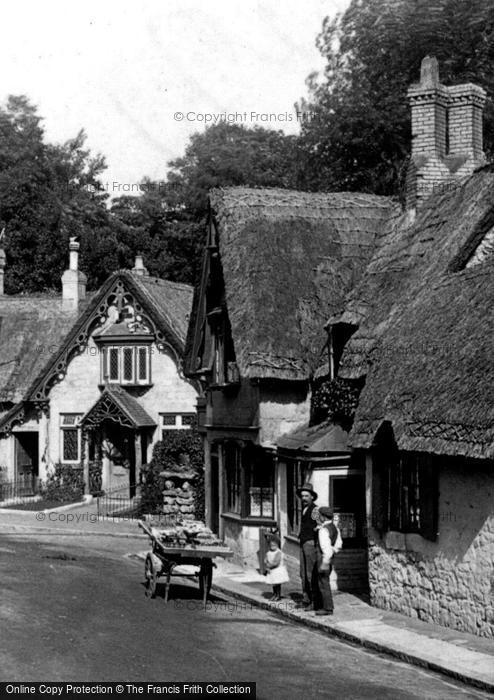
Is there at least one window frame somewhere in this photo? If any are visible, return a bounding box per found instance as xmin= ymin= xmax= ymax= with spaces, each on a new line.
xmin=222 ymin=443 xmax=275 ymax=520
xmin=60 ymin=413 xmax=82 ymax=464
xmin=223 ymin=442 xmax=242 ymax=515
xmin=160 ymin=413 xmax=196 ymax=435
xmin=101 ymin=345 xmax=151 ymax=386
xmin=384 ymin=452 xmax=438 ymax=540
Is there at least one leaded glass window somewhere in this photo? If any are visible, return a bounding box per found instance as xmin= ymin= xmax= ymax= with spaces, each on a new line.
xmin=60 ymin=414 xmax=82 ymax=463
xmin=109 ymin=348 xmax=119 ymax=381
xmin=138 ymin=347 xmax=148 ymax=381
xmin=102 ymin=346 xmax=151 ymax=385
xmin=123 ymin=347 xmax=133 ymax=382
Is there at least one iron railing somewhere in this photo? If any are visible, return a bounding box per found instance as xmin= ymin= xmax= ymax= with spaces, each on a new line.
xmin=96 ymin=484 xmax=142 ymax=518
xmin=0 ymin=475 xmax=41 ymax=506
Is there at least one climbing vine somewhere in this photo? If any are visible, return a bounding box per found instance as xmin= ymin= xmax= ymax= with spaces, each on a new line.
xmin=311 ymin=377 xmax=363 ymax=430
xmin=140 ymin=425 xmax=205 ymax=520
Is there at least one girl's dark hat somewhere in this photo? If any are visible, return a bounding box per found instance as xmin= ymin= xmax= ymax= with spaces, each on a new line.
xmin=296 ymin=483 xmax=318 ymax=500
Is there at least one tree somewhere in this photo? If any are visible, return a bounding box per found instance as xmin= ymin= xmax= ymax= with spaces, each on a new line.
xmin=165 ymin=122 xmax=301 ymax=217
xmin=111 ymin=122 xmax=301 ymax=284
xmin=299 ymin=0 xmax=494 ymax=196
xmin=0 ymin=96 xmax=113 ymax=293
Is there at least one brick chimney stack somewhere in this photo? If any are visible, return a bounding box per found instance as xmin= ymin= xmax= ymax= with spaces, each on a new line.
xmin=406 ymin=56 xmax=450 ymax=208
xmin=447 ymin=83 xmax=486 ymax=162
xmin=406 ymin=56 xmax=486 ymax=211
xmin=62 ymin=237 xmax=87 ymax=310
xmin=408 ymin=56 xmax=449 ymax=158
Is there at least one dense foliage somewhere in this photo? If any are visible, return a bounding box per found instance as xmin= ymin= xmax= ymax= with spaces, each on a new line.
xmin=4 ymin=3 xmax=494 ymax=291
xmin=42 ymin=462 xmax=84 ymax=503
xmin=299 ymin=0 xmax=494 ymax=196
xmin=311 ymin=377 xmax=363 ymax=430
xmin=140 ymin=428 xmax=205 ymax=519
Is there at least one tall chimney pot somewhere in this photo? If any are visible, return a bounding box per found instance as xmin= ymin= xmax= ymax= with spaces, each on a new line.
xmin=62 ymin=237 xmax=86 ymax=310
xmin=132 ymin=254 xmax=148 ymax=277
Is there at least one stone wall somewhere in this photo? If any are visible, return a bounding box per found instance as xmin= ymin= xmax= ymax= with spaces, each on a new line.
xmin=161 ymin=476 xmax=196 ymax=519
xmin=368 ymin=458 xmax=494 ymax=637
xmin=222 ymin=518 xmax=262 ymax=570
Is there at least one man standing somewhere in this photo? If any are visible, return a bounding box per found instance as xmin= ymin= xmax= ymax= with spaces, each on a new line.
xmin=314 ymin=507 xmax=340 ymax=616
xmin=296 ymin=483 xmax=319 ymax=609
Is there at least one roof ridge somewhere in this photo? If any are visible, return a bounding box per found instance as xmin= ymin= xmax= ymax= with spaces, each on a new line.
xmin=117 ymin=270 xmax=193 ymax=292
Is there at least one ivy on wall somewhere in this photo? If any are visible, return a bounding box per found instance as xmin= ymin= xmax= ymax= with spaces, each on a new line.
xmin=42 ymin=463 xmax=85 ymax=503
xmin=140 ymin=426 xmax=205 ymax=520
xmin=311 ymin=377 xmax=363 ymax=430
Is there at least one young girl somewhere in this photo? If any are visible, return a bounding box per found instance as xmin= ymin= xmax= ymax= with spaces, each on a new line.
xmin=264 ymin=536 xmax=290 ymax=601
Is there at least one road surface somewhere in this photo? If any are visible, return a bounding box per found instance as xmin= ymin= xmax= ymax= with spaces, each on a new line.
xmin=0 ymin=533 xmax=490 ymax=700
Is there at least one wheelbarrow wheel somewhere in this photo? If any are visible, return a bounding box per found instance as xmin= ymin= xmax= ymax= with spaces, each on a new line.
xmin=199 ymin=559 xmax=213 ymax=605
xmin=145 ymin=553 xmax=157 ymax=599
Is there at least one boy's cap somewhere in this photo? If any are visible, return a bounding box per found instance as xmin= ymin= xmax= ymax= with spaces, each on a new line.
xmin=318 ymin=507 xmax=333 ymax=520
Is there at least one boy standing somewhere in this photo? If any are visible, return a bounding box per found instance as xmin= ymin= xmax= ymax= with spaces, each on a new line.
xmin=315 ymin=507 xmax=341 ymax=616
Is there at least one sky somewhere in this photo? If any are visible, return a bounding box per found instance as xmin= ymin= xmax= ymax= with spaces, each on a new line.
xmin=1 ymin=0 xmax=349 ymax=193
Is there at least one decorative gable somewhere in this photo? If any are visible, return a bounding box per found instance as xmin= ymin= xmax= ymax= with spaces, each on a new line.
xmin=27 ymin=273 xmax=186 ymax=402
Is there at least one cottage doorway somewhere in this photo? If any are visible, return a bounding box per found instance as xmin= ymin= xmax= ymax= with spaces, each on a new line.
xmin=102 ymin=422 xmax=136 ymax=497
xmin=14 ymin=432 xmax=39 ymax=492
xmin=329 ymin=472 xmax=366 ymax=547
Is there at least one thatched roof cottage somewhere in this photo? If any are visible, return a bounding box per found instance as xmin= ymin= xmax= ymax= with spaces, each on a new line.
xmin=187 ymin=56 xmax=494 ymax=631
xmin=318 ymin=58 xmax=494 ymax=635
xmin=185 ymin=186 xmax=396 ymax=574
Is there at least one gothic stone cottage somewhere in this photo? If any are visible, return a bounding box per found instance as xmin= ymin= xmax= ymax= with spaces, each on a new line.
xmin=0 ymin=240 xmax=197 ymax=496
xmin=184 ymin=186 xmax=396 ymax=584
xmin=323 ymin=57 xmax=494 ymax=636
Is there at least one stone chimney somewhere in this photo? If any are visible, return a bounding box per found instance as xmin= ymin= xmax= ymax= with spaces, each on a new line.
xmin=0 ymin=248 xmax=5 ymax=296
xmin=61 ymin=237 xmax=87 ymax=310
xmin=132 ymin=254 xmax=148 ymax=277
xmin=406 ymin=56 xmax=450 ymax=209
xmin=406 ymin=56 xmax=486 ymax=210
xmin=447 ymin=83 xmax=486 ymax=166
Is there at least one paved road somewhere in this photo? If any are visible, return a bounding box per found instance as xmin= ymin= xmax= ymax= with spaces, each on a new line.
xmin=0 ymin=533 xmax=490 ymax=700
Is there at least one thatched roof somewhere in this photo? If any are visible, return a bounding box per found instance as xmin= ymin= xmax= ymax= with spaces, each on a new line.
xmin=137 ymin=275 xmax=193 ymax=346
xmin=206 ymin=187 xmax=397 ymax=381
xmin=337 ymin=167 xmax=494 ymax=459
xmin=0 ymin=297 xmax=86 ymax=403
xmin=277 ymin=420 xmax=350 ymax=456
xmin=0 ymin=271 xmax=193 ymax=410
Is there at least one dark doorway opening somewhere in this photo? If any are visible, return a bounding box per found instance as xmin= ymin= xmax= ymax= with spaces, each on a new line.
xmin=14 ymin=432 xmax=39 ymax=493
xmin=329 ymin=473 xmax=366 ymax=547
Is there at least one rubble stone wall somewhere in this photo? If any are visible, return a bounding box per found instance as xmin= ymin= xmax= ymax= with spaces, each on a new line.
xmin=368 ymin=460 xmax=494 ymax=637
xmin=162 ymin=479 xmax=196 ymax=518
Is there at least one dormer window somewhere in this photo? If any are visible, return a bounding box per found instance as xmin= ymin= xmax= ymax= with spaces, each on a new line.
xmin=465 ymin=224 xmax=494 ymax=268
xmin=102 ymin=345 xmax=151 ymax=385
xmin=94 ymin=311 xmax=154 ymax=387
xmin=328 ymin=323 xmax=358 ymax=379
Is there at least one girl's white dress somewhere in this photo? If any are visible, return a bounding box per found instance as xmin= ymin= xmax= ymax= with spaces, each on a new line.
xmin=265 ymin=549 xmax=290 ymax=585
